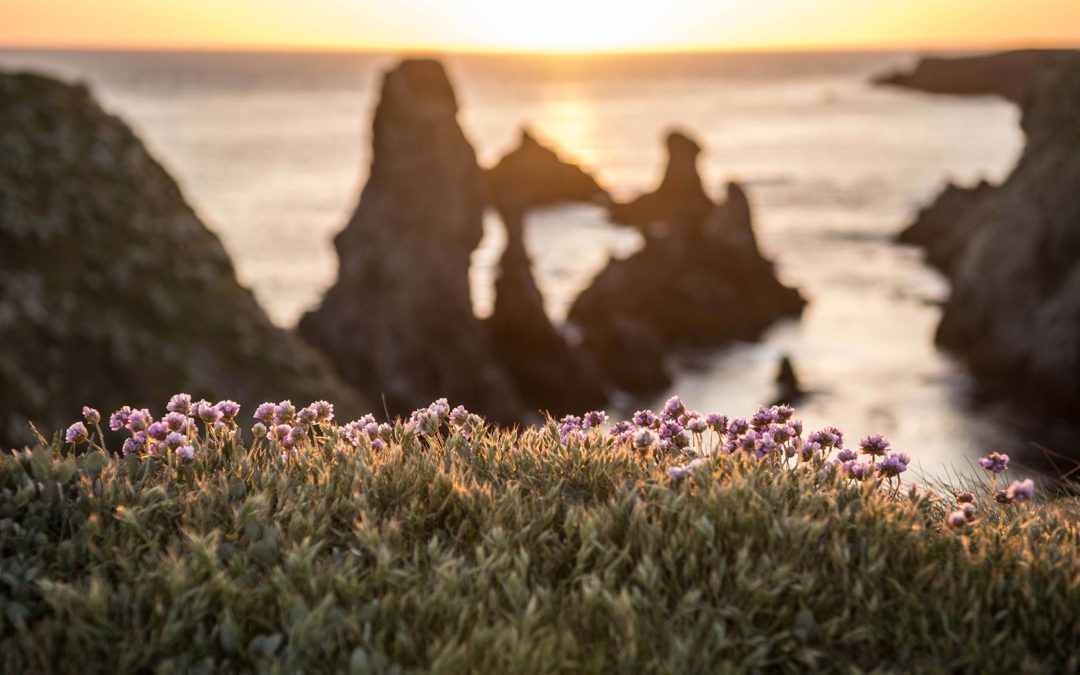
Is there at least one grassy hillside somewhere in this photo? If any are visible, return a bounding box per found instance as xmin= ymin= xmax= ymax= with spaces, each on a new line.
xmin=1 ymin=398 xmax=1078 ymax=673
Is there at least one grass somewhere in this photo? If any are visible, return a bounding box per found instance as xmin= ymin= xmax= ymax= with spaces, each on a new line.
xmin=2 ymin=412 xmax=1079 ymax=674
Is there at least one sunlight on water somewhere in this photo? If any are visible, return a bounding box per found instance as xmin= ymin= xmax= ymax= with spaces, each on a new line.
xmin=0 ymin=49 xmax=1025 ymax=478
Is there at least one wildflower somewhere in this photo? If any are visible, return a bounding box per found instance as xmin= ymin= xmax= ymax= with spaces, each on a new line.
xmin=705 ymin=413 xmax=727 ymax=432
xmin=122 ymin=432 xmax=147 ymax=456
xmin=252 ymin=422 xmax=268 ymax=438
xmin=193 ymin=401 xmax=222 ymax=425
xmin=82 ymin=406 xmax=101 ymax=425
xmin=165 ymin=432 xmax=185 ymax=450
xmin=956 ymin=492 xmax=975 ymax=503
xmin=798 ymin=440 xmax=821 ymax=461
xmin=126 ymin=409 xmax=152 ymax=432
xmin=310 ymin=400 xmax=334 ymax=423
xmin=768 ymin=423 xmax=795 ymax=444
xmin=994 ymin=490 xmax=1013 ymax=505
xmin=428 ymin=398 xmax=451 ymax=422
xmin=836 ymin=448 xmax=857 ymax=462
xmin=773 ymin=404 xmax=795 ymax=422
xmin=558 ymin=415 xmax=582 ymax=443
xmin=609 ymin=421 xmax=634 ymax=444
xmin=297 ymin=406 xmax=318 ymax=426
xmin=449 ymin=405 xmax=470 ymax=428
xmin=859 ymin=434 xmax=889 ymax=457
xmin=65 ymin=422 xmax=89 ymax=444
xmin=686 ymin=416 xmax=708 ymax=434
xmin=663 ymin=396 xmax=686 ymax=418
xmin=273 ymin=400 xmax=296 ymax=426
xmin=214 ymin=400 xmax=241 ymax=423
xmin=808 ymin=427 xmax=842 ymax=450
xmin=163 ymin=412 xmax=187 ymax=432
xmin=667 ymin=457 xmax=709 ymax=481
xmin=843 ymin=460 xmax=871 ymax=480
xmin=273 ymin=424 xmax=292 ymax=443
xmin=947 ymin=511 xmax=967 ymax=528
xmin=167 ymin=393 xmax=193 ymax=414
xmin=633 ymin=410 xmax=659 ymax=428
xmin=634 ymin=429 xmax=656 ymax=451
xmin=583 ymin=410 xmax=608 ymax=429
xmin=978 ymin=452 xmax=1010 ymax=474
xmin=109 ymin=406 xmax=133 ymax=431
xmin=727 ymin=418 xmax=749 ymax=438
xmin=147 ymin=422 xmax=169 ymax=441
xmin=176 ymin=445 xmax=195 ymax=461
xmin=149 ymin=442 xmax=166 ymax=456
xmin=750 ymin=407 xmax=776 ymax=430
xmin=961 ymin=503 xmax=977 ymax=521
xmin=253 ymin=402 xmax=275 ymax=423
xmin=877 ymin=452 xmax=909 ymax=478
xmin=1005 ymin=479 xmax=1035 ymax=503
xmin=408 ymin=409 xmax=435 ymax=436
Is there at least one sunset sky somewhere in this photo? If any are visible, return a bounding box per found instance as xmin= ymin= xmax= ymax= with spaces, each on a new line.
xmin=2 ymin=0 xmax=1079 ymax=53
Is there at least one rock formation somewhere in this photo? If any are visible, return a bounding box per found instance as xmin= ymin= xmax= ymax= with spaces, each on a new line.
xmin=873 ymin=49 xmax=1066 ymax=103
xmin=570 ymin=162 xmax=805 ymax=393
xmin=299 ymin=59 xmax=523 ymax=421
xmin=772 ymin=355 xmax=805 ymax=407
xmin=486 ymin=129 xmax=609 ymax=213
xmin=881 ymin=51 xmax=1080 ymax=427
xmin=608 ymin=131 xmax=714 ymax=230
xmin=485 ymin=131 xmax=609 ymax=414
xmin=898 ymin=180 xmax=996 ymax=272
xmin=0 ymin=71 xmax=364 ymax=450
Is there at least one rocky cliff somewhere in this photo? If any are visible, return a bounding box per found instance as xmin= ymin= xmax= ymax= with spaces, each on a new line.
xmin=0 ymin=71 xmax=364 ymax=449
xmin=897 ymin=180 xmax=996 ymax=272
xmin=874 ymin=50 xmax=1066 ymax=102
xmin=299 ymin=60 xmax=523 ymax=421
xmin=883 ymin=51 xmax=1080 ymax=426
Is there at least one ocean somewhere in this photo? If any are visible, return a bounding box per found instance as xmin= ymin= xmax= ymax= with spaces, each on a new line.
xmin=0 ymin=48 xmax=1027 ymax=478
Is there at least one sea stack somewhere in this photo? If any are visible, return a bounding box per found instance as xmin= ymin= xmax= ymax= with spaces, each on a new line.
xmin=486 ymin=131 xmax=609 ymax=414
xmin=608 ymin=131 xmax=714 ymax=230
xmin=570 ymin=132 xmax=805 ymax=392
xmin=0 ymin=72 xmax=364 ymax=449
xmin=299 ymin=59 xmax=523 ymax=420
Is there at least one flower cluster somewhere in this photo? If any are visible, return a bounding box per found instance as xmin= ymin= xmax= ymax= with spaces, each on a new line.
xmin=947 ymin=453 xmax=1036 ymax=528
xmin=64 ymin=396 xmax=1035 ymax=517
xmin=978 ymin=452 xmax=1010 ymax=474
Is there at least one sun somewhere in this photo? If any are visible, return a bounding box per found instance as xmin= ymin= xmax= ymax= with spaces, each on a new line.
xmin=446 ymin=0 xmax=673 ymax=52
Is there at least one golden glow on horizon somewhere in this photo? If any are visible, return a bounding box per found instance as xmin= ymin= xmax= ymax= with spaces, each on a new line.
xmin=2 ymin=0 xmax=1079 ymax=53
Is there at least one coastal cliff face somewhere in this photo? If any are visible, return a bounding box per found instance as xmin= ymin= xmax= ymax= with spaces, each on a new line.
xmin=486 ymin=132 xmax=609 ymax=414
xmin=885 ymin=51 xmax=1080 ymax=423
xmin=0 ymin=72 xmax=364 ymax=449
xmin=299 ymin=60 xmax=524 ymax=421
xmin=897 ymin=180 xmax=996 ymax=272
xmin=873 ymin=50 xmax=1066 ymax=102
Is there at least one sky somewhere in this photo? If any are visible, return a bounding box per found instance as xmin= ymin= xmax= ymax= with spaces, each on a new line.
xmin=2 ymin=0 xmax=1079 ymax=53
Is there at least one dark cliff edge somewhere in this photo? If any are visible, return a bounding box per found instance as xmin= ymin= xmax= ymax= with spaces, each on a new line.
xmin=0 ymin=71 xmax=365 ymax=449
xmin=880 ymin=50 xmax=1080 ymax=444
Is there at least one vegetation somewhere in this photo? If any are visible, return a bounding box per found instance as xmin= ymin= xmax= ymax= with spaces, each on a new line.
xmin=1 ymin=397 xmax=1078 ymax=674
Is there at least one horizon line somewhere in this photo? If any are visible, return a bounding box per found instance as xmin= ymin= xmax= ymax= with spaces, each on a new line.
xmin=2 ymin=38 xmax=1078 ymax=58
